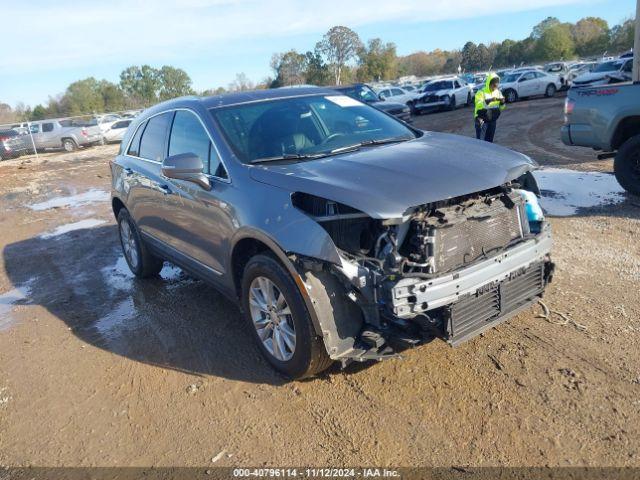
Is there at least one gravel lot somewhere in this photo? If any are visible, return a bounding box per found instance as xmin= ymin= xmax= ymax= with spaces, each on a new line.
xmin=1 ymin=96 xmax=639 ymax=468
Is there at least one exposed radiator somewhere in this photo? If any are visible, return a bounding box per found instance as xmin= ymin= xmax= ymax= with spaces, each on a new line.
xmin=432 ymin=198 xmax=527 ymax=273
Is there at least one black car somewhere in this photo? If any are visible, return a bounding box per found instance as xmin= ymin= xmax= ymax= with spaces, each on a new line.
xmin=0 ymin=130 xmax=30 ymax=160
xmin=331 ymin=83 xmax=412 ymax=123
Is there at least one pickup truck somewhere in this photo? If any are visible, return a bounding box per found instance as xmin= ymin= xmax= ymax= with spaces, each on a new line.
xmin=561 ymin=82 xmax=640 ymax=194
xmin=28 ymin=119 xmax=103 ymax=152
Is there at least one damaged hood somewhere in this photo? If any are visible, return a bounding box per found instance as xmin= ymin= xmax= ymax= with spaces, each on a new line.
xmin=249 ymin=132 xmax=536 ymax=219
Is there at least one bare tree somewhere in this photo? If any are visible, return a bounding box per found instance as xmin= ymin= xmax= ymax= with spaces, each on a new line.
xmin=316 ymin=26 xmax=362 ymax=85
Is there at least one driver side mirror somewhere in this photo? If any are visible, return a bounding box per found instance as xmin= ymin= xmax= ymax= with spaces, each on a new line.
xmin=378 ymin=93 xmax=386 ymax=100
xmin=518 ymin=77 xmax=527 ymax=83
xmin=162 ymin=152 xmax=211 ymax=190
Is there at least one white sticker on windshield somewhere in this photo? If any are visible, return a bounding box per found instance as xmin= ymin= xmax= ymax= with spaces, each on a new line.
xmin=325 ymin=95 xmax=363 ymax=107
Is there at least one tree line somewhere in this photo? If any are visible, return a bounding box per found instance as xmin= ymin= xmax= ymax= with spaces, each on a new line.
xmin=0 ymin=14 xmax=634 ymax=123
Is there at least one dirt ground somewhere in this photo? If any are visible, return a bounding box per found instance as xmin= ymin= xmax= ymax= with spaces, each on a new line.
xmin=1 ymin=96 xmax=639 ymax=468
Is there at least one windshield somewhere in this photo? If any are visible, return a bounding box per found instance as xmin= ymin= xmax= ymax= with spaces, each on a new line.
xmin=423 ymin=81 xmax=453 ymax=91
xmin=210 ymin=94 xmax=417 ymax=164
xmin=593 ymin=60 xmax=623 ymax=73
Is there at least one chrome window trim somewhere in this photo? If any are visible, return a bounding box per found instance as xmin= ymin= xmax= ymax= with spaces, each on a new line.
xmin=123 ymin=107 xmax=231 ymax=184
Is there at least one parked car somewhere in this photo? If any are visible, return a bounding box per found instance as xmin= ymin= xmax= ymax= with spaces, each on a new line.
xmin=0 ymin=130 xmax=31 ymax=159
xmin=571 ymin=58 xmax=632 ymax=87
xmin=28 ymin=119 xmax=103 ymax=152
xmin=103 ymin=119 xmax=132 ymax=143
xmin=562 ymin=82 xmax=640 ymax=194
xmin=111 ymin=88 xmax=553 ymax=378
xmin=543 ymin=62 xmax=572 ymax=89
xmin=376 ymin=86 xmax=416 ymax=105
xmin=96 ymin=114 xmax=123 ymax=139
xmin=566 ymin=62 xmax=597 ymax=86
xmin=331 ymin=83 xmax=412 ymax=123
xmin=412 ymin=76 xmax=473 ymax=113
xmin=500 ymin=69 xmax=562 ymax=103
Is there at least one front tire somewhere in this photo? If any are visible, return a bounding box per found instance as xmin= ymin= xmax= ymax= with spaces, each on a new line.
xmin=545 ymin=84 xmax=557 ymax=97
xmin=614 ymin=134 xmax=640 ymax=195
xmin=117 ymin=209 xmax=163 ymax=278
xmin=447 ymin=95 xmax=456 ymax=111
xmin=505 ymin=89 xmax=518 ymax=103
xmin=241 ymin=254 xmax=331 ymax=379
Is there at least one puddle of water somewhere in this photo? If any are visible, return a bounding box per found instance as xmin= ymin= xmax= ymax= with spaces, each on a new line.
xmin=0 ymin=280 xmax=34 ymax=331
xmin=39 ymin=219 xmax=106 ymax=239
xmin=29 ymin=189 xmax=110 ymax=211
xmin=94 ymin=297 xmax=140 ymax=339
xmin=101 ymin=255 xmax=189 ymax=293
xmin=533 ymin=168 xmax=626 ymax=217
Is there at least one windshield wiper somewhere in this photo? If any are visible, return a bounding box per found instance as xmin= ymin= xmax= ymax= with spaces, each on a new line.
xmin=330 ymin=136 xmax=411 ymax=154
xmin=250 ymin=153 xmax=323 ymax=164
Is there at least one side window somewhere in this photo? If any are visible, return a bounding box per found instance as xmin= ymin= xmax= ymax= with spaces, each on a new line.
xmin=392 ymin=88 xmax=403 ymax=96
xmin=454 ymin=81 xmax=461 ymax=88
xmin=169 ymin=110 xmax=227 ymax=179
xmin=623 ymin=61 xmax=632 ymax=73
xmin=42 ymin=123 xmax=54 ymax=132
xmin=30 ymin=124 xmax=40 ymax=134
xmin=138 ymin=112 xmax=173 ymax=162
xmin=127 ymin=121 xmax=146 ymax=157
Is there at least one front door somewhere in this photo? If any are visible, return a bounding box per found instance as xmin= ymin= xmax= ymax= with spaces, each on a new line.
xmin=158 ymin=109 xmax=233 ymax=275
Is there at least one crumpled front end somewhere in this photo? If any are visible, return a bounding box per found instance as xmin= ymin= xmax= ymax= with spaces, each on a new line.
xmin=290 ymin=174 xmax=554 ymax=364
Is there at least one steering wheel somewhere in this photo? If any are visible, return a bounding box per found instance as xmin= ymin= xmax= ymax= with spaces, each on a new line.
xmin=321 ymin=133 xmax=345 ymax=145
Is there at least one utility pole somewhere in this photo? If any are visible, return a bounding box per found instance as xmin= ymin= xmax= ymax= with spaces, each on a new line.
xmin=634 ymin=0 xmax=640 ymax=82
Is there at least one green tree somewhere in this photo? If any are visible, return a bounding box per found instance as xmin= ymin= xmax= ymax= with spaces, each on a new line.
xmin=119 ymin=65 xmax=160 ymax=107
xmin=494 ymin=39 xmax=517 ymax=67
xmin=62 ymin=77 xmax=105 ymax=115
xmin=531 ymin=16 xmax=561 ymax=39
xmin=535 ymin=23 xmax=576 ymax=61
xmin=357 ymin=38 xmax=397 ymax=81
xmin=304 ymin=50 xmax=330 ymax=85
xmin=158 ymin=66 xmax=194 ymax=101
xmin=316 ymin=26 xmax=362 ymax=85
xmin=572 ymin=17 xmax=610 ymax=56
xmin=609 ymin=18 xmax=635 ymax=53
xmin=461 ymin=41 xmax=480 ymax=71
xmin=31 ymin=105 xmax=47 ymax=120
xmin=271 ymin=50 xmax=308 ymax=86
xmin=99 ymin=80 xmax=126 ymax=111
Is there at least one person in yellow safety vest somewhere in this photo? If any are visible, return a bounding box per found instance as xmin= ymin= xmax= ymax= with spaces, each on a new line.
xmin=474 ymin=72 xmax=506 ymax=143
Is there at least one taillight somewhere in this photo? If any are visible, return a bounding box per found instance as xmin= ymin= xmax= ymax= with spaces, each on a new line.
xmin=564 ymin=97 xmax=574 ymax=115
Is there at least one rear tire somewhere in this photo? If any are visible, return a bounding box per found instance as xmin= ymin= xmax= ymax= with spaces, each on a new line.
xmin=117 ymin=209 xmax=163 ymax=278
xmin=545 ymin=84 xmax=557 ymax=98
xmin=62 ymin=138 xmax=77 ymax=152
xmin=614 ymin=134 xmax=640 ymax=196
xmin=241 ymin=254 xmax=332 ymax=379
xmin=505 ymin=89 xmax=518 ymax=103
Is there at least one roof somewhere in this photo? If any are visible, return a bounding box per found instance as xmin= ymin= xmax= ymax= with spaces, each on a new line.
xmin=202 ymin=86 xmax=336 ymax=109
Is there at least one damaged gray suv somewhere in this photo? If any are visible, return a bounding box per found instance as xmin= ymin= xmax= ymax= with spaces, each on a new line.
xmin=111 ymin=87 xmax=553 ymax=379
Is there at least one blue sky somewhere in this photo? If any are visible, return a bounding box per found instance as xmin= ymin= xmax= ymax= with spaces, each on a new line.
xmin=0 ymin=0 xmax=634 ymax=107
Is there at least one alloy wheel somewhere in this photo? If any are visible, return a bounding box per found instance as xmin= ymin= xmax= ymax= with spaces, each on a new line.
xmin=119 ymin=220 xmax=139 ymax=269
xmin=248 ymin=276 xmax=296 ymax=361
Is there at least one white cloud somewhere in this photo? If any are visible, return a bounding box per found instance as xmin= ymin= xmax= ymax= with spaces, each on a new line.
xmin=1 ymin=0 xmax=592 ymax=73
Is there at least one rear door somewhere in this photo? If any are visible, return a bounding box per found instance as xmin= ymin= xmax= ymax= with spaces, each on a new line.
xmin=121 ymin=111 xmax=174 ymax=243
xmin=157 ymin=109 xmax=232 ymax=275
